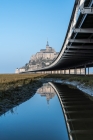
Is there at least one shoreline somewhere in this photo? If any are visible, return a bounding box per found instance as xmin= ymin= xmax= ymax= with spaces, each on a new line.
xmin=0 ymin=74 xmax=93 ymax=116
xmin=60 ymin=80 xmax=93 ymax=96
xmin=0 ymin=79 xmax=43 ymax=116
xmin=43 ymin=74 xmax=93 ymax=97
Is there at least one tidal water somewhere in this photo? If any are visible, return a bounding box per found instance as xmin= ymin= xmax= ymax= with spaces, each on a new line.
xmin=0 ymin=82 xmax=68 ymax=140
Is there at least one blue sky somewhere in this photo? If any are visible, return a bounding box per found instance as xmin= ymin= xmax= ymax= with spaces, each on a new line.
xmin=0 ymin=0 xmax=75 ymax=73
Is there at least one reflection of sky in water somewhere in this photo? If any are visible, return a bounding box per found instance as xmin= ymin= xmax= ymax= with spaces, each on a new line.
xmin=0 ymin=83 xmax=68 ymax=140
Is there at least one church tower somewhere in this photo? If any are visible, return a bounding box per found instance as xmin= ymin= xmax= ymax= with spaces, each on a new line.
xmin=46 ymin=40 xmax=49 ymax=47
xmin=46 ymin=39 xmax=49 ymax=50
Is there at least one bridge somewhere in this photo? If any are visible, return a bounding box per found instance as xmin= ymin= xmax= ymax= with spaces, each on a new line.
xmin=27 ymin=0 xmax=93 ymax=75
xmin=49 ymin=82 xmax=93 ymax=140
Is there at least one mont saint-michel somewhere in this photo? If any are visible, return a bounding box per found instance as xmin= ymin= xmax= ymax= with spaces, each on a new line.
xmin=15 ymin=41 xmax=59 ymax=73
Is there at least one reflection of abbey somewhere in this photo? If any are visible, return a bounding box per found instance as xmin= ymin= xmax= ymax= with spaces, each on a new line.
xmin=15 ymin=41 xmax=59 ymax=73
xmin=37 ymin=83 xmax=56 ymax=104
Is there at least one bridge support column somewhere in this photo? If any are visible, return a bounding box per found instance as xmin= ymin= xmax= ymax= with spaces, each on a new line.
xmin=69 ymin=69 xmax=70 ymax=75
xmin=74 ymin=68 xmax=77 ymax=75
xmin=85 ymin=65 xmax=86 ymax=76
xmin=88 ymin=67 xmax=89 ymax=75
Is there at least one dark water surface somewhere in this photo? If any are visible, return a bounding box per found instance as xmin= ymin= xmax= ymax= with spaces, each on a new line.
xmin=0 ymin=83 xmax=68 ymax=140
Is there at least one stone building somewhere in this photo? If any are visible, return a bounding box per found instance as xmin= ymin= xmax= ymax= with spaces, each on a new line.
xmin=15 ymin=67 xmax=25 ymax=73
xmin=30 ymin=41 xmax=58 ymax=61
xmin=15 ymin=41 xmax=59 ymax=73
xmin=28 ymin=41 xmax=59 ymax=71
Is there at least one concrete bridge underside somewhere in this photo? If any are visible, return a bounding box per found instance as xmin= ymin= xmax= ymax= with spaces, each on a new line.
xmin=27 ymin=0 xmax=93 ymax=74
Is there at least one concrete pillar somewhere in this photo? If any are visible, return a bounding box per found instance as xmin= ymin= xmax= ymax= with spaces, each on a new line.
xmin=69 ymin=69 xmax=70 ymax=75
xmin=74 ymin=68 xmax=76 ymax=75
xmin=74 ymin=68 xmax=77 ymax=75
xmin=64 ymin=70 xmax=65 ymax=74
xmin=85 ymin=65 xmax=86 ymax=76
xmin=88 ymin=67 xmax=89 ymax=75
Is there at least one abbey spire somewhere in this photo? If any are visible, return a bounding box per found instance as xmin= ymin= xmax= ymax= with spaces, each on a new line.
xmin=46 ymin=39 xmax=49 ymax=46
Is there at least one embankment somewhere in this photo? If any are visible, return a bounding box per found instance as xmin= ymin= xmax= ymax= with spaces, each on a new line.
xmin=44 ymin=74 xmax=93 ymax=96
xmin=0 ymin=74 xmax=47 ymax=116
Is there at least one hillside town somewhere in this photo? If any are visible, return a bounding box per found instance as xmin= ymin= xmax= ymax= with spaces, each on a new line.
xmin=15 ymin=41 xmax=59 ymax=73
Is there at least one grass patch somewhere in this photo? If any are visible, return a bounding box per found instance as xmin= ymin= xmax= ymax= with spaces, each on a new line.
xmin=44 ymin=74 xmax=93 ymax=86
xmin=0 ymin=73 xmax=47 ymax=91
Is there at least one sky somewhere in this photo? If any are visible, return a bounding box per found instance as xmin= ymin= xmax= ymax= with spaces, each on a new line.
xmin=0 ymin=0 xmax=75 ymax=73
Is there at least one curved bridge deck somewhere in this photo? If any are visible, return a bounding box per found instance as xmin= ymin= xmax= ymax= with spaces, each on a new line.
xmin=50 ymin=82 xmax=93 ymax=140
xmin=27 ymin=0 xmax=93 ymax=74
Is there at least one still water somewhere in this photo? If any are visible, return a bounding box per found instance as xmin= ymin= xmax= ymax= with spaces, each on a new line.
xmin=0 ymin=82 xmax=68 ymax=140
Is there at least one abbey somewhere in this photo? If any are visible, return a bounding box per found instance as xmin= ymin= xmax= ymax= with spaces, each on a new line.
xmin=28 ymin=41 xmax=59 ymax=71
xmin=15 ymin=41 xmax=59 ymax=73
xmin=31 ymin=41 xmax=58 ymax=61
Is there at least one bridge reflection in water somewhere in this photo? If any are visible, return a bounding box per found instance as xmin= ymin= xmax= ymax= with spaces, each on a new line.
xmin=50 ymin=82 xmax=93 ymax=140
xmin=1 ymin=81 xmax=93 ymax=140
